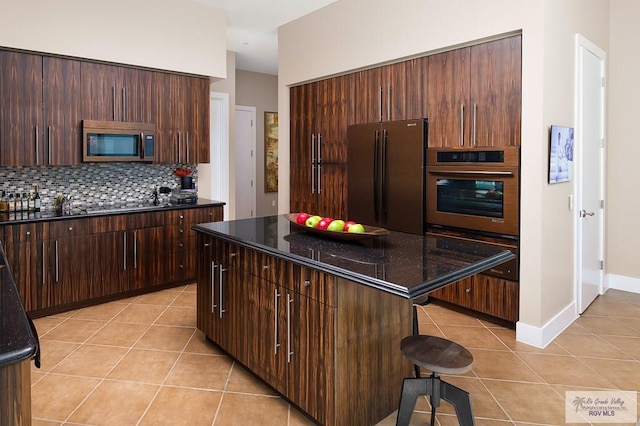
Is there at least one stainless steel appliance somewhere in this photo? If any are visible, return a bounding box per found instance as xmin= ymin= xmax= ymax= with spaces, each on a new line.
xmin=347 ymin=119 xmax=427 ymax=235
xmin=82 ymin=120 xmax=155 ymax=162
xmin=426 ymin=147 xmax=520 ymax=237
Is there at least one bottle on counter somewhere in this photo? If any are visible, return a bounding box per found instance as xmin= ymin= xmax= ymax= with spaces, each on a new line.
xmin=33 ymin=185 xmax=41 ymax=212
xmin=23 ymin=192 xmax=30 ymax=213
xmin=0 ymin=191 xmax=8 ymax=214
xmin=8 ymin=193 xmax=14 ymax=213
xmin=17 ymin=193 xmax=23 ymax=212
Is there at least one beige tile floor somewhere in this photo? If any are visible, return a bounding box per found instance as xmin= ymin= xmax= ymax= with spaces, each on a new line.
xmin=30 ymin=285 xmax=640 ymax=425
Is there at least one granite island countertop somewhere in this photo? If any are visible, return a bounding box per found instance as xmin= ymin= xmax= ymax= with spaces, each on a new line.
xmin=193 ymin=215 xmax=516 ymax=299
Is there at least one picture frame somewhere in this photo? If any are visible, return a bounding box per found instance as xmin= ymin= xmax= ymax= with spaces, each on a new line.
xmin=548 ymin=125 xmax=574 ymax=184
xmin=264 ymin=111 xmax=278 ymax=192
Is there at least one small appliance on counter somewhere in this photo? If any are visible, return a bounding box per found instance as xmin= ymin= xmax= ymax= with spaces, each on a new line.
xmin=169 ymin=188 xmax=198 ymax=204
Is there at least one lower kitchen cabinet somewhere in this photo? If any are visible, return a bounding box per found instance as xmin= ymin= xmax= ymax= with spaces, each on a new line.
xmin=429 ymin=273 xmax=519 ymax=322
xmin=2 ymin=204 xmax=224 ymax=316
xmin=196 ymin=232 xmax=412 ymax=426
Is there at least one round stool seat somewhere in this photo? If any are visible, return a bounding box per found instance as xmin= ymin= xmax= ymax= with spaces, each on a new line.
xmin=401 ymin=335 xmax=473 ymax=375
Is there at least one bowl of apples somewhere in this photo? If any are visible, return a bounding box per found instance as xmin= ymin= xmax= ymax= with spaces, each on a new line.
xmin=285 ymin=213 xmax=389 ymax=241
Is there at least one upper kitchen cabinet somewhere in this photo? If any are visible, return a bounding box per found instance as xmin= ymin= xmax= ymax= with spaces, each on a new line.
xmin=0 ymin=51 xmax=44 ymax=166
xmin=353 ymin=59 xmax=426 ymax=124
xmin=153 ymin=72 xmax=210 ymax=164
xmin=427 ymin=35 xmax=521 ymax=148
xmin=80 ymin=62 xmax=152 ymax=123
xmin=43 ymin=57 xmax=82 ymax=165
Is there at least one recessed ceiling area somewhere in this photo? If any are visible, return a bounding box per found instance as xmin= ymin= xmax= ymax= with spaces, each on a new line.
xmin=195 ymin=0 xmax=337 ymax=75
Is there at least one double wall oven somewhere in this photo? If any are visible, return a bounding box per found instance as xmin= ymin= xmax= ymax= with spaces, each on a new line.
xmin=426 ymin=147 xmax=520 ymax=281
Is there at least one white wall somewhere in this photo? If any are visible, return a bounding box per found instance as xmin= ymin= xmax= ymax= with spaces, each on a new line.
xmin=277 ymin=0 xmax=618 ymax=342
xmin=0 ymin=0 xmax=227 ymax=77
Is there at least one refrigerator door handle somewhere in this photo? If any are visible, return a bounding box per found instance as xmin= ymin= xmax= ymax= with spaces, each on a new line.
xmin=381 ymin=129 xmax=388 ymax=223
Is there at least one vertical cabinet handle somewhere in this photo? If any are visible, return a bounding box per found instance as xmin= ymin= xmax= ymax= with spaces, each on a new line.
xmin=35 ymin=126 xmax=39 ymax=165
xmin=112 ymin=86 xmax=116 ymax=121
xmin=123 ymin=233 xmax=127 ymax=270
xmin=219 ymin=265 xmax=226 ymax=318
xmin=177 ymin=131 xmax=182 ymax=163
xmin=378 ymin=85 xmax=383 ymax=122
xmin=133 ymin=231 xmax=137 ymax=269
xmin=186 ymin=132 xmax=190 ymax=163
xmin=317 ymin=164 xmax=322 ymax=194
xmin=47 ymin=126 xmax=52 ymax=165
xmin=274 ymin=289 xmax=281 ymax=354
xmin=472 ymin=102 xmax=477 ymax=146
xmin=42 ymin=241 xmax=46 ymax=285
xmin=287 ymin=293 xmax=294 ymax=363
xmin=211 ymin=262 xmax=218 ymax=312
xmin=459 ymin=104 xmax=465 ymax=147
xmin=387 ymin=85 xmax=391 ymax=121
xmin=54 ymin=240 xmax=59 ymax=283
xmin=317 ymin=133 xmax=322 ymax=164
xmin=311 ymin=164 xmax=316 ymax=194
xmin=122 ymin=86 xmax=127 ymax=121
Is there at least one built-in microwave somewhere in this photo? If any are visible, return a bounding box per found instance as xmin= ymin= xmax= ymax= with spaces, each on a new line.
xmin=82 ymin=120 xmax=156 ymax=162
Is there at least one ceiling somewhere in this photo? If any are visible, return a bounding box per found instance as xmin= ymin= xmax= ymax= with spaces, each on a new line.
xmin=195 ymin=0 xmax=338 ymax=75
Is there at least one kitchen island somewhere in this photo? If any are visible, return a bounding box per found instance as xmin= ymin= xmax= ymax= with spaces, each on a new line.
xmin=193 ymin=215 xmax=515 ymax=426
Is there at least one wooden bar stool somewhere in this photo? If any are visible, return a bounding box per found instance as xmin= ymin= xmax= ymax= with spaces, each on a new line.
xmin=396 ymin=314 xmax=475 ymax=425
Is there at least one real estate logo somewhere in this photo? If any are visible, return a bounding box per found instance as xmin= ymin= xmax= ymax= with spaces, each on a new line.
xmin=566 ymin=391 xmax=637 ymax=423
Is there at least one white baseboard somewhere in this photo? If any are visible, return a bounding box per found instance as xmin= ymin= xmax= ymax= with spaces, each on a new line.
xmin=606 ymin=273 xmax=640 ymax=294
xmin=515 ymin=301 xmax=578 ymax=349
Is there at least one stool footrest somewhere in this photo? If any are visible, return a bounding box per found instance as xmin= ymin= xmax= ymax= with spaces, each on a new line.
xmin=396 ymin=376 xmax=475 ymax=426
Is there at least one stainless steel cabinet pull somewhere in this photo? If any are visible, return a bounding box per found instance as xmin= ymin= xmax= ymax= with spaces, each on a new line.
xmin=219 ymin=266 xmax=227 ymax=318
xmin=460 ymin=104 xmax=465 ymax=146
xmin=580 ymin=210 xmax=595 ymax=217
xmin=55 ymin=240 xmax=59 ymax=283
xmin=122 ymin=87 xmax=127 ymax=121
xmin=378 ymin=85 xmax=383 ymax=122
xmin=274 ymin=289 xmax=281 ymax=354
xmin=429 ymin=169 xmax=514 ymax=176
xmin=42 ymin=241 xmax=46 ymax=285
xmin=317 ymin=133 xmax=322 ymax=164
xmin=387 ymin=85 xmax=391 ymax=121
xmin=35 ymin=126 xmax=39 ymax=165
xmin=311 ymin=164 xmax=316 ymax=194
xmin=133 ymin=231 xmax=138 ymax=268
xmin=123 ymin=233 xmax=127 ymax=270
xmin=211 ymin=262 xmax=218 ymax=312
xmin=112 ymin=86 xmax=116 ymax=121
xmin=472 ymin=102 xmax=477 ymax=146
xmin=304 ymin=279 xmax=311 ymax=287
xmin=311 ymin=134 xmax=316 ymax=163
xmin=287 ymin=294 xmax=294 ymax=363
xmin=186 ymin=132 xmax=190 ymax=163
xmin=178 ymin=131 xmax=182 ymax=163
xmin=68 ymin=227 xmax=73 ymax=231
xmin=203 ymin=243 xmax=210 ymax=247
xmin=317 ymin=164 xmax=322 ymax=194
xmin=26 ymin=231 xmax=31 ymax=236
xmin=47 ymin=126 xmax=52 ymax=164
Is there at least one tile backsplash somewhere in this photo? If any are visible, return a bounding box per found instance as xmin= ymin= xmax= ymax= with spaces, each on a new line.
xmin=0 ymin=163 xmax=197 ymax=210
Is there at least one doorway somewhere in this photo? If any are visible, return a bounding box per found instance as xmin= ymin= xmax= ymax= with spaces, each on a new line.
xmin=575 ymin=35 xmax=606 ymax=314
xmin=235 ymin=106 xmax=257 ymax=219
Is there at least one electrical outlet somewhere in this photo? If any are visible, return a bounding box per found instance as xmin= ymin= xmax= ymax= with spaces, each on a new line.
xmin=568 ymin=195 xmax=573 ymax=211
xmin=272 ymin=200 xmax=276 ymax=207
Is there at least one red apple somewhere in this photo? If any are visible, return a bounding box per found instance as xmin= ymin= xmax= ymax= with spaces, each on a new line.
xmin=343 ymin=221 xmax=356 ymax=231
xmin=317 ymin=217 xmax=334 ymax=229
xmin=296 ymin=212 xmax=310 ymax=225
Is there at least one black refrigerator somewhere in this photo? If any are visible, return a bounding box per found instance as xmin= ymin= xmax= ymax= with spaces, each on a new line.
xmin=347 ymin=119 xmax=427 ymax=235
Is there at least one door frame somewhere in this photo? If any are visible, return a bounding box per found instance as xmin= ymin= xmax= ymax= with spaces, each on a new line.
xmin=573 ymin=34 xmax=606 ymax=314
xmin=235 ymin=105 xmax=257 ymax=219
xmin=210 ymin=91 xmax=230 ymax=220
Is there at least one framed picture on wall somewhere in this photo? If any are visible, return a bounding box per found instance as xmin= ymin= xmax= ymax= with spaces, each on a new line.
xmin=264 ymin=111 xmax=278 ymax=192
xmin=548 ymin=125 xmax=574 ymax=184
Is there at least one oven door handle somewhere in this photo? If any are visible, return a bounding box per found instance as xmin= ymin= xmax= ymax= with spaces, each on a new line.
xmin=429 ymin=170 xmax=514 ymax=176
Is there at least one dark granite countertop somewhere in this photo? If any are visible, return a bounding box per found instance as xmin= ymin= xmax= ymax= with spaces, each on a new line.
xmin=0 ymin=242 xmax=39 ymax=367
xmin=0 ymin=198 xmax=226 ymax=225
xmin=193 ymin=215 xmax=516 ymax=299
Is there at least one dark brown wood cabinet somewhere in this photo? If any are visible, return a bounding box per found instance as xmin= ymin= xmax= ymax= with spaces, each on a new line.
xmin=153 ymin=73 xmax=210 ymax=164
xmin=427 ymin=35 xmax=521 ymax=148
xmin=0 ymin=51 xmax=44 ymax=166
xmin=80 ymin=62 xmax=152 ymax=123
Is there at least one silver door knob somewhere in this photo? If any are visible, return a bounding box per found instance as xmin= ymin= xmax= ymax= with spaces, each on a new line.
xmin=580 ymin=210 xmax=595 ymax=217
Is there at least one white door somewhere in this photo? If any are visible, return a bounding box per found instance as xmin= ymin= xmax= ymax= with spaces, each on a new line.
xmin=235 ymin=106 xmax=256 ymax=219
xmin=575 ymin=35 xmax=606 ymax=314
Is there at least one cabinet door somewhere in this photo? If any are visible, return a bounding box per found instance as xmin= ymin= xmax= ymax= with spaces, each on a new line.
xmin=426 ymin=47 xmax=471 ymax=148
xmin=128 ymin=227 xmax=166 ymax=290
xmin=43 ymin=56 xmax=82 ymax=166
xmin=191 ymin=77 xmax=211 ymax=163
xmin=470 ymin=36 xmax=522 ymax=147
xmin=0 ymin=51 xmax=44 ymax=166
xmin=289 ymin=163 xmax=315 ymax=214
xmin=43 ymin=235 xmax=91 ymax=309
xmin=316 ymin=75 xmax=354 ymax=163
xmin=289 ymin=83 xmax=317 ymax=165
xmin=354 ymin=67 xmax=385 ymax=124
xmin=90 ymin=232 xmax=128 ymax=298
xmin=197 ymin=234 xmax=215 ymax=337
xmin=470 ymin=274 xmax=519 ymax=322
xmin=3 ymin=240 xmax=42 ymax=312
xmin=316 ymin=163 xmax=347 ymax=219
xmin=80 ymin=62 xmax=122 ymax=122
xmin=121 ymin=67 xmax=152 ymax=123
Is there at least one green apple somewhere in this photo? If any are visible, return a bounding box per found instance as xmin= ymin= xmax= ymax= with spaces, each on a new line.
xmin=305 ymin=215 xmax=322 ymax=228
xmin=327 ymin=219 xmax=345 ymax=232
xmin=347 ymin=223 xmax=365 ymax=233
